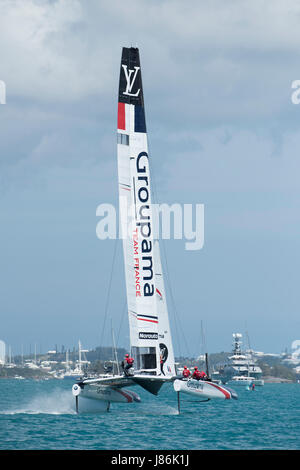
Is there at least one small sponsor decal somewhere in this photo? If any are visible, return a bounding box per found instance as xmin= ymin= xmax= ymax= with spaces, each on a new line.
xmin=139 ymin=332 xmax=158 ymax=340
xmin=187 ymin=380 xmax=204 ymax=391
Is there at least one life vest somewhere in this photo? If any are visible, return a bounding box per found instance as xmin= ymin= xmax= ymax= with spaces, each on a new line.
xmin=126 ymin=357 xmax=134 ymax=365
xmin=183 ymin=369 xmax=190 ymax=378
xmin=192 ymin=370 xmax=201 ymax=380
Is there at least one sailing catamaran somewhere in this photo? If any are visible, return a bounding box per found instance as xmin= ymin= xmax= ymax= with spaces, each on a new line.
xmin=72 ymin=47 xmax=237 ymax=412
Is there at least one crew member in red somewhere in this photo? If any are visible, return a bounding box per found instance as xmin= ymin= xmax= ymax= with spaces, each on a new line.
xmin=199 ymin=370 xmax=207 ymax=380
xmin=192 ymin=366 xmax=203 ymax=380
xmin=182 ymin=366 xmax=190 ymax=379
xmin=123 ymin=353 xmax=134 ymax=376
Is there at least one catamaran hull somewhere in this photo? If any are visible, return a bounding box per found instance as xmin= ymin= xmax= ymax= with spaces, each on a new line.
xmin=72 ymin=383 xmax=141 ymax=403
xmin=173 ymin=379 xmax=238 ymax=400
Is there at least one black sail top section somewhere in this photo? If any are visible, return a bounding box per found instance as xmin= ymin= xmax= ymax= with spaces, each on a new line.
xmin=118 ymin=47 xmax=144 ymax=107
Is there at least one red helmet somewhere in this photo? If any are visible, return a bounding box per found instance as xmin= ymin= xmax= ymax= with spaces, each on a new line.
xmin=194 ymin=366 xmax=198 ymax=370
xmin=125 ymin=354 xmax=129 ymax=357
xmin=184 ymin=366 xmax=187 ymax=369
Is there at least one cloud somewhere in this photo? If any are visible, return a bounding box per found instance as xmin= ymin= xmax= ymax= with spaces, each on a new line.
xmin=164 ymin=127 xmax=300 ymax=192
xmin=0 ymin=0 xmax=300 ymax=110
xmin=1 ymin=0 xmax=300 ymax=355
xmin=1 ymin=0 xmax=300 ymax=208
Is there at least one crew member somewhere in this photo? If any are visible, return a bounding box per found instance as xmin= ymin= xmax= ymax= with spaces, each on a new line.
xmin=192 ymin=366 xmax=201 ymax=380
xmin=199 ymin=370 xmax=207 ymax=380
xmin=123 ymin=353 xmax=134 ymax=376
xmin=182 ymin=366 xmax=190 ymax=379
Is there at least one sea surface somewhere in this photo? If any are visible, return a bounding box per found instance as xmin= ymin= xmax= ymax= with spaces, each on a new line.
xmin=0 ymin=378 xmax=299 ymax=450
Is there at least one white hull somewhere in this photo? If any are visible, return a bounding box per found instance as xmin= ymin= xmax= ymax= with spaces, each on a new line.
xmin=173 ymin=379 xmax=238 ymax=400
xmin=251 ymin=379 xmax=264 ymax=386
xmin=228 ymin=376 xmax=264 ymax=386
xmin=72 ymin=382 xmax=141 ymax=404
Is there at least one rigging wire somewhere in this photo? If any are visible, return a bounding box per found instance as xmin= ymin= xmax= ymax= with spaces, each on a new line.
xmin=99 ymin=237 xmax=119 ymax=356
xmin=116 ymin=299 xmax=128 ymax=350
xmin=200 ymin=319 xmax=207 ymax=356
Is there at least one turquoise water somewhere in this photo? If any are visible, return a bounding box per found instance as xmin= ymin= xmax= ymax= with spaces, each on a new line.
xmin=0 ymin=379 xmax=299 ymax=450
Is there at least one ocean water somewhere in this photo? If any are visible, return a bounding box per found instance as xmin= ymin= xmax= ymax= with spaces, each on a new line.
xmin=0 ymin=379 xmax=299 ymax=450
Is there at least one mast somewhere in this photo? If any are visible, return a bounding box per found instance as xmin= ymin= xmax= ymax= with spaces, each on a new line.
xmin=117 ymin=47 xmax=175 ymax=376
xmin=78 ymin=340 xmax=82 ymax=373
xmin=111 ymin=320 xmax=120 ymax=376
xmin=66 ymin=349 xmax=69 ymax=371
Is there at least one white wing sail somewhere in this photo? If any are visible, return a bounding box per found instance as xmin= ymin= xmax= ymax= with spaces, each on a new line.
xmin=154 ymin=240 xmax=176 ymax=376
xmin=117 ymin=47 xmax=175 ymax=377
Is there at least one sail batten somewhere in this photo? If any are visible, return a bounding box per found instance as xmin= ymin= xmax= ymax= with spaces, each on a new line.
xmin=117 ymin=47 xmax=175 ymax=377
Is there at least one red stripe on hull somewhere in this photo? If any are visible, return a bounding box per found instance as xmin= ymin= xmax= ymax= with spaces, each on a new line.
xmin=116 ymin=389 xmax=133 ymax=403
xmin=209 ymin=382 xmax=231 ymax=399
xmin=118 ymin=102 xmax=125 ymax=130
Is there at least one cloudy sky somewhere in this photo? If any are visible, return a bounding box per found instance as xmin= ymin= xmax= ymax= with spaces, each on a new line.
xmin=1 ymin=0 xmax=300 ymax=357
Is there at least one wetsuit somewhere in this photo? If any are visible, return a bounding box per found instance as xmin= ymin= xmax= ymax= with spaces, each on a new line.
xmin=124 ymin=356 xmax=134 ymax=375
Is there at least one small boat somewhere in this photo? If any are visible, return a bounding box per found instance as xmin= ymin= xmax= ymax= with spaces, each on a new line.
xmin=246 ymin=382 xmax=256 ymax=391
xmin=230 ymin=375 xmax=255 ymax=386
xmin=63 ymin=341 xmax=90 ymax=379
xmin=212 ymin=333 xmax=264 ymax=386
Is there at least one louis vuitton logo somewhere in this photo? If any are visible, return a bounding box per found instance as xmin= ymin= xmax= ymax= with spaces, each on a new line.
xmin=122 ymin=64 xmax=140 ymax=97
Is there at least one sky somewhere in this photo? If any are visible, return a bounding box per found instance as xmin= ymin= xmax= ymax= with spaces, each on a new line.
xmin=1 ymin=0 xmax=300 ymax=357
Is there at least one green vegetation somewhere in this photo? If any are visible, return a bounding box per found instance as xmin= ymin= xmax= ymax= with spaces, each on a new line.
xmin=0 ymin=366 xmax=52 ymax=379
xmin=257 ymin=361 xmax=297 ymax=381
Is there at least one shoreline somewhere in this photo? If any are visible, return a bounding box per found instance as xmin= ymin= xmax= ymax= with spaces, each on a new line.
xmin=263 ymin=376 xmax=294 ymax=383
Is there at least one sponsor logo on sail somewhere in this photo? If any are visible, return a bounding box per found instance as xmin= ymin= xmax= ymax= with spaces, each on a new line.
xmin=139 ymin=332 xmax=158 ymax=340
xmin=134 ymin=151 xmax=154 ymax=297
xmin=122 ymin=65 xmax=140 ymax=97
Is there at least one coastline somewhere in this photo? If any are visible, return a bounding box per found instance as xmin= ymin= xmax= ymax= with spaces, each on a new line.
xmin=263 ymin=376 xmax=294 ymax=383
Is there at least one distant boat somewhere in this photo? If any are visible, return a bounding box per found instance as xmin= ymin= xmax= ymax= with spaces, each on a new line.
xmin=212 ymin=333 xmax=264 ymax=386
xmin=62 ymin=341 xmax=90 ymax=379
